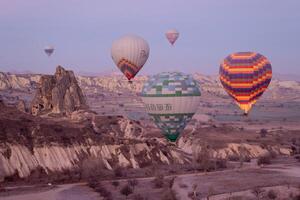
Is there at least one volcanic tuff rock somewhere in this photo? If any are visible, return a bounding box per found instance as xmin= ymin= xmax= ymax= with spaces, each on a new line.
xmin=0 ymin=104 xmax=188 ymax=181
xmin=16 ymin=99 xmax=26 ymax=112
xmin=30 ymin=66 xmax=87 ymax=116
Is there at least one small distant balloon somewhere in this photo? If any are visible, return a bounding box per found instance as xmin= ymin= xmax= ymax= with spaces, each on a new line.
xmin=111 ymin=35 xmax=150 ymax=81
xmin=165 ymin=29 xmax=179 ymax=45
xmin=219 ymin=52 xmax=272 ymax=115
xmin=44 ymin=46 xmax=54 ymax=57
xmin=141 ymin=72 xmax=201 ymax=142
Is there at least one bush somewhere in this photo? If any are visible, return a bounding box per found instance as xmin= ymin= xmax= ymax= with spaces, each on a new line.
xmin=88 ymin=178 xmax=98 ymax=189
xmin=114 ymin=167 xmax=124 ymax=177
xmin=267 ymin=190 xmax=277 ymax=199
xmin=215 ymin=159 xmax=227 ymax=169
xmin=120 ymin=184 xmax=133 ymax=198
xmin=251 ymin=187 xmax=265 ymax=199
xmin=94 ymin=184 xmax=112 ymax=199
xmin=128 ymin=179 xmax=138 ymax=191
xmin=259 ymin=129 xmax=268 ymax=137
xmin=153 ymin=174 xmax=164 ymax=188
xmin=257 ymin=155 xmax=271 ymax=165
xmin=111 ymin=180 xmax=119 ymax=188
xmin=162 ymin=188 xmax=178 ymax=200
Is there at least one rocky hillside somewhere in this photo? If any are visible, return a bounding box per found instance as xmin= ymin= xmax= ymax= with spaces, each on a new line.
xmin=1 ymin=71 xmax=300 ymax=101
xmin=31 ymin=66 xmax=87 ymax=116
xmin=0 ymin=102 xmax=188 ymax=181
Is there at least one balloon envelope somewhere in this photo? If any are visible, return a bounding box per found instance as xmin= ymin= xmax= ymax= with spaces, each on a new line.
xmin=111 ymin=35 xmax=150 ymax=80
xmin=141 ymin=72 xmax=201 ymax=142
xmin=219 ymin=52 xmax=272 ymax=114
xmin=165 ymin=29 xmax=179 ymax=45
xmin=44 ymin=46 xmax=54 ymax=56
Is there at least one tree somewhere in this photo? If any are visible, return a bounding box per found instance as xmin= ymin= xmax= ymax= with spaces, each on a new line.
xmin=251 ymin=187 xmax=264 ymax=200
xmin=128 ymin=179 xmax=138 ymax=191
xmin=153 ymin=174 xmax=164 ymax=188
xmin=260 ymin=129 xmax=268 ymax=138
xmin=267 ymin=190 xmax=277 ymax=199
xmin=120 ymin=184 xmax=133 ymax=199
xmin=111 ymin=180 xmax=119 ymax=188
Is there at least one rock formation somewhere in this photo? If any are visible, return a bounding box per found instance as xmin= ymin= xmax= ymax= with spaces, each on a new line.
xmin=31 ymin=66 xmax=87 ymax=116
xmin=16 ymin=99 xmax=26 ymax=112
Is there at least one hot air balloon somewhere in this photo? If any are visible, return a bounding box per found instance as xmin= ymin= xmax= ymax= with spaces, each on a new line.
xmin=44 ymin=46 xmax=54 ymax=56
xmin=219 ymin=52 xmax=272 ymax=115
xmin=141 ymin=72 xmax=201 ymax=142
xmin=165 ymin=29 xmax=179 ymax=45
xmin=111 ymin=35 xmax=150 ymax=81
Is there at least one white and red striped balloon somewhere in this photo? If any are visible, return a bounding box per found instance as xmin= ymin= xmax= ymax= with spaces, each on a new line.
xmin=165 ymin=29 xmax=179 ymax=45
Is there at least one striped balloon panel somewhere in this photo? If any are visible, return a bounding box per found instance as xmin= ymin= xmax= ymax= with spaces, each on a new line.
xmin=111 ymin=35 xmax=150 ymax=80
xmin=141 ymin=72 xmax=201 ymax=142
xmin=141 ymin=72 xmax=201 ymax=97
xmin=219 ymin=52 xmax=272 ymax=114
xmin=117 ymin=58 xmax=142 ymax=80
xmin=150 ymin=113 xmax=194 ymax=142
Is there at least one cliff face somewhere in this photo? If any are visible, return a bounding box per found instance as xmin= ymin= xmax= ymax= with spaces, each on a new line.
xmin=30 ymin=66 xmax=87 ymax=116
xmin=0 ymin=142 xmax=187 ymax=180
xmin=0 ymin=104 xmax=187 ymax=181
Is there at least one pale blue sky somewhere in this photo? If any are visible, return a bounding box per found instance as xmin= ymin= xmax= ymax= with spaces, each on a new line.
xmin=0 ymin=0 xmax=300 ymax=75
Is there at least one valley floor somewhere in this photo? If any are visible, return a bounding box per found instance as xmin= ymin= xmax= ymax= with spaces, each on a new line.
xmin=1 ymin=157 xmax=299 ymax=200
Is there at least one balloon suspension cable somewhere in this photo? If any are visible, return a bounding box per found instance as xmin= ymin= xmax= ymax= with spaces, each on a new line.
xmin=128 ymin=80 xmax=133 ymax=84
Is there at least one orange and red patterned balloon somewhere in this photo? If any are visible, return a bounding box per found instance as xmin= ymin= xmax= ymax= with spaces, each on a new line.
xmin=219 ymin=52 xmax=272 ymax=114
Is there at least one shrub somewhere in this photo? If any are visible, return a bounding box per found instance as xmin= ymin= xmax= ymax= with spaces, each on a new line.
xmin=153 ymin=174 xmax=164 ymax=188
xmin=114 ymin=166 xmax=124 ymax=177
xmin=257 ymin=155 xmax=271 ymax=165
xmin=259 ymin=129 xmax=268 ymax=137
xmin=88 ymin=178 xmax=98 ymax=189
xmin=94 ymin=183 xmax=112 ymax=199
xmin=111 ymin=180 xmax=119 ymax=188
xmin=162 ymin=188 xmax=178 ymax=200
xmin=251 ymin=187 xmax=264 ymax=199
xmin=215 ymin=159 xmax=227 ymax=169
xmin=267 ymin=190 xmax=277 ymax=199
xmin=128 ymin=179 xmax=138 ymax=191
xmin=120 ymin=184 xmax=133 ymax=199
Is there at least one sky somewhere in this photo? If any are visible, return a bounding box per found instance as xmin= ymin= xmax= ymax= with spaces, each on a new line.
xmin=0 ymin=0 xmax=300 ymax=76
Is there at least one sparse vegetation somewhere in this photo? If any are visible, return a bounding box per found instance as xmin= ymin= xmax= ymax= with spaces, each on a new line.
xmin=114 ymin=166 xmax=124 ymax=177
xmin=251 ymin=187 xmax=265 ymax=200
xmin=267 ymin=189 xmax=277 ymax=199
xmin=120 ymin=184 xmax=133 ymax=199
xmin=259 ymin=129 xmax=268 ymax=138
xmin=162 ymin=188 xmax=178 ymax=200
xmin=111 ymin=180 xmax=119 ymax=188
xmin=92 ymin=182 xmax=112 ymax=199
xmin=257 ymin=154 xmax=272 ymax=165
xmin=153 ymin=174 xmax=164 ymax=188
xmin=128 ymin=178 xmax=138 ymax=191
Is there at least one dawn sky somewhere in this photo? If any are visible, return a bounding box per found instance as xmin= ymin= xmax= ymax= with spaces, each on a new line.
xmin=0 ymin=0 xmax=300 ymax=75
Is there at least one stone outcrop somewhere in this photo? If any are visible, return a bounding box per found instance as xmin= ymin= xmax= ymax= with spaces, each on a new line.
xmin=16 ymin=100 xmax=26 ymax=112
xmin=31 ymin=66 xmax=87 ymax=116
xmin=0 ymin=142 xmax=187 ymax=180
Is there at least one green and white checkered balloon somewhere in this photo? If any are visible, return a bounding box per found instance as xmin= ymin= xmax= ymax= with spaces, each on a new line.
xmin=141 ymin=72 xmax=201 ymax=142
